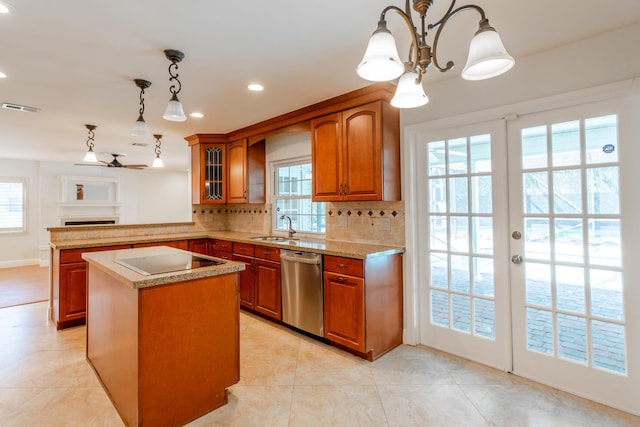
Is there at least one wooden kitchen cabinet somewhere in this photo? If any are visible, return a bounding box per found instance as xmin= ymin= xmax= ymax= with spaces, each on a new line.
xmin=214 ymin=240 xmax=234 ymax=260
xmin=311 ymin=100 xmax=400 ymax=202
xmin=232 ymin=243 xmax=281 ymax=321
xmin=227 ymin=138 xmax=266 ymax=204
xmin=188 ymin=238 xmax=210 ymax=255
xmin=323 ymin=253 xmax=403 ymax=361
xmin=52 ymin=244 xmax=131 ymax=329
xmin=191 ymin=142 xmax=227 ymax=204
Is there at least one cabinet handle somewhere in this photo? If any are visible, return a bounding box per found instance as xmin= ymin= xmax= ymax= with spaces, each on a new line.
xmin=337 ymin=263 xmax=349 ymax=268
xmin=336 ymin=276 xmax=349 ymax=282
xmin=239 ymin=248 xmax=246 ymax=252
xmin=263 ymin=251 xmax=271 ymax=255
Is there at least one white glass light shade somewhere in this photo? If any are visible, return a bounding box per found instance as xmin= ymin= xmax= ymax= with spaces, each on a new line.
xmin=390 ymin=72 xmax=429 ymax=108
xmin=461 ymin=29 xmax=514 ymax=81
xmin=152 ymin=156 xmax=164 ymax=168
xmin=131 ymin=117 xmax=150 ymax=137
xmin=83 ymin=148 xmax=98 ymax=163
xmin=356 ymin=29 xmax=404 ymax=82
xmin=163 ymin=94 xmax=187 ymax=121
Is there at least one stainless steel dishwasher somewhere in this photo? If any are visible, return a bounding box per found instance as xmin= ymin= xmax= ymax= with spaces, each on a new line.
xmin=280 ymin=249 xmax=323 ymax=337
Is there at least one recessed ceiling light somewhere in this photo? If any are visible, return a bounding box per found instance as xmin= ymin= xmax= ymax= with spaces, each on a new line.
xmin=0 ymin=72 xmax=6 ymax=78
xmin=248 ymin=83 xmax=264 ymax=92
xmin=0 ymin=3 xmax=10 ymax=14
xmin=190 ymin=112 xmax=204 ymax=118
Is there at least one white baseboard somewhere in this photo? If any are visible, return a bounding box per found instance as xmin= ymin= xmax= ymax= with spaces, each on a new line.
xmin=0 ymin=259 xmax=42 ymax=269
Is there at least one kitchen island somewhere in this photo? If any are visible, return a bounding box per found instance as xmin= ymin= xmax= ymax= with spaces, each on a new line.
xmin=82 ymin=246 xmax=245 ymax=427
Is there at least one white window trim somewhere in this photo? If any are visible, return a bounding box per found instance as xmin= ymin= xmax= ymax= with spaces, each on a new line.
xmin=0 ymin=177 xmax=27 ymax=234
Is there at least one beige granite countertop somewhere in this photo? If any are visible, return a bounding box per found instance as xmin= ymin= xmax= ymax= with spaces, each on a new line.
xmin=82 ymin=246 xmax=245 ymax=289
xmin=52 ymin=230 xmax=404 ymax=259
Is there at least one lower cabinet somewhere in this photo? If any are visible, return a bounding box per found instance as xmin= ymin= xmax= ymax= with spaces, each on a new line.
xmin=213 ymin=240 xmax=234 ymax=260
xmin=188 ymin=238 xmax=210 ymax=255
xmin=323 ymin=253 xmax=403 ymax=361
xmin=53 ymin=244 xmax=131 ymax=329
xmin=233 ymin=243 xmax=281 ymax=321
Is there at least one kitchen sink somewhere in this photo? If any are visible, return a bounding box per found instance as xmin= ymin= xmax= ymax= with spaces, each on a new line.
xmin=250 ymin=236 xmax=299 ymax=243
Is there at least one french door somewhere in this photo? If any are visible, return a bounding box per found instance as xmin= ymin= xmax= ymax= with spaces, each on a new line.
xmin=508 ymin=98 xmax=639 ymax=414
xmin=416 ymin=95 xmax=640 ymax=414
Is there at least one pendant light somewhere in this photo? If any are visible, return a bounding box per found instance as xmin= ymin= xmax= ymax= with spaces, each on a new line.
xmin=82 ymin=124 xmax=98 ymax=163
xmin=131 ymin=79 xmax=151 ymax=136
xmin=162 ymin=49 xmax=186 ymax=122
xmin=152 ymin=134 xmax=164 ymax=168
xmin=357 ymin=0 xmax=514 ymax=108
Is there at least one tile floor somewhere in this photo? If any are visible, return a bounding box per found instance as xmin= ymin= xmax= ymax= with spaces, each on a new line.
xmin=1 ymin=302 xmax=638 ymax=427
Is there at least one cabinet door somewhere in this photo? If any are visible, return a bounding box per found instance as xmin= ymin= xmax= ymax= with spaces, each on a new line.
xmin=311 ymin=112 xmax=343 ymax=201
xmin=233 ymin=254 xmax=255 ymax=309
xmin=192 ymin=143 xmax=226 ymax=204
xmin=323 ymin=271 xmax=365 ymax=352
xmin=59 ymin=262 xmax=88 ymax=322
xmin=254 ymin=258 xmax=281 ymax=320
xmin=227 ymin=139 xmax=248 ymax=203
xmin=342 ymin=102 xmax=383 ymax=201
xmin=188 ymin=239 xmax=209 ymax=255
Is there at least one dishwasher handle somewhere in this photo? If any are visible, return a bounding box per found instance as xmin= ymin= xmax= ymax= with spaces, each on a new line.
xmin=280 ymin=252 xmax=321 ymax=265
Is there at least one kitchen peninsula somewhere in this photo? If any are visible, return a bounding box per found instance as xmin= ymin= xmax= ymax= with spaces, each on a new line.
xmin=82 ymin=245 xmax=245 ymax=427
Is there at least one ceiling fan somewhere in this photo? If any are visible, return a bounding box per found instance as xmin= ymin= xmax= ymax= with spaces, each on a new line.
xmin=77 ymin=153 xmax=147 ymax=169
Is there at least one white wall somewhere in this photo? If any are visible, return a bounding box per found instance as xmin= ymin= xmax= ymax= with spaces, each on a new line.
xmin=0 ymin=159 xmax=190 ymax=267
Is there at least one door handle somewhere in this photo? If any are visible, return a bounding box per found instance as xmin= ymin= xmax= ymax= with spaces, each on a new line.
xmin=511 ymin=255 xmax=523 ymax=265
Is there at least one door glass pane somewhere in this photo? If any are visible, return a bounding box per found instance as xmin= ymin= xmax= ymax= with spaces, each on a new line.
xmin=451 ymin=255 xmax=470 ymax=292
xmin=525 ymin=262 xmax=552 ymax=307
xmin=557 ymin=313 xmax=587 ymax=363
xmin=522 ymin=126 xmax=548 ymax=169
xmin=524 ymin=218 xmax=550 ymax=261
xmin=554 ymin=218 xmax=583 ymax=263
xmin=590 ymin=269 xmax=623 ymax=320
xmin=551 ymin=121 xmax=581 ymax=167
xmin=452 ymin=294 xmax=471 ymax=333
xmin=428 ymin=141 xmax=446 ymax=176
xmin=449 ymin=177 xmax=468 ymax=213
xmin=474 ymin=298 xmax=495 ymax=339
xmin=591 ymin=320 xmax=626 ymax=374
xmin=471 ymin=176 xmax=492 ymax=213
xmin=586 ymin=167 xmax=620 ymax=214
xmin=450 ymin=216 xmax=469 ymax=253
xmin=586 ymin=115 xmax=618 ymax=164
xmin=555 ymin=265 xmax=585 ymax=313
xmin=430 ymin=254 xmax=448 ymax=289
xmin=553 ymin=169 xmax=582 ymax=213
xmin=523 ymin=172 xmax=549 ymax=214
xmin=588 ymin=219 xmax=621 ymax=267
xmin=526 ymin=308 xmax=553 ymax=354
xmin=473 ymin=257 xmax=494 ymax=297
xmin=429 ymin=216 xmax=447 ymax=250
xmin=431 ymin=290 xmax=449 ymax=327
xmin=448 ymin=138 xmax=468 ymax=174
xmin=428 ymin=178 xmax=446 ymax=213
xmin=470 ymin=134 xmax=491 ymax=173
xmin=472 ymin=217 xmax=493 ymax=255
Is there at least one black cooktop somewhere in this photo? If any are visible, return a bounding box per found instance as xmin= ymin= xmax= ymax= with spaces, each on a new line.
xmin=114 ymin=252 xmax=224 ymax=276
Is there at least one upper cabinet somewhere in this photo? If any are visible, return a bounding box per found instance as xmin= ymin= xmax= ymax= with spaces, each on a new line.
xmin=191 ymin=142 xmax=227 ymax=204
xmin=227 ymin=138 xmax=265 ymax=204
xmin=187 ymin=135 xmax=265 ymax=204
xmin=311 ymin=100 xmax=400 ymax=202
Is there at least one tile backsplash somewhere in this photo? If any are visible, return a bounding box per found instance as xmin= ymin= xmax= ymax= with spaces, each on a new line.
xmin=193 ymin=200 xmax=406 ymax=247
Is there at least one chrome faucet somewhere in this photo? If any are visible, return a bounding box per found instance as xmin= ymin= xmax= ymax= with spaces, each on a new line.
xmin=280 ymin=215 xmax=296 ymax=239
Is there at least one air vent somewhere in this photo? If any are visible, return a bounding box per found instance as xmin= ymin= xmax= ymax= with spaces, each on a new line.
xmin=131 ymin=142 xmax=149 ymax=147
xmin=2 ymin=103 xmax=41 ymax=113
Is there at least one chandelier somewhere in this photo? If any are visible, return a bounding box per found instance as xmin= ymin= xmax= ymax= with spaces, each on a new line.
xmin=357 ymin=0 xmax=514 ymax=108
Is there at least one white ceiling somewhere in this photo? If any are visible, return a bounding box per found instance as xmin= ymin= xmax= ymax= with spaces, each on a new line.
xmin=1 ymin=0 xmax=639 ymax=170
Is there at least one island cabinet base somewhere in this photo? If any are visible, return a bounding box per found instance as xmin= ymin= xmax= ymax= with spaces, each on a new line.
xmin=86 ymin=266 xmax=240 ymax=427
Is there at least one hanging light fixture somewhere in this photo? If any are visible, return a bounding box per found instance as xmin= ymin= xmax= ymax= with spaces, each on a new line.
xmin=162 ymin=49 xmax=187 ymax=122
xmin=131 ymin=79 xmax=152 ymax=136
xmin=152 ymin=134 xmax=165 ymax=168
xmin=82 ymin=124 xmax=98 ymax=163
xmin=357 ymin=0 xmax=514 ymax=107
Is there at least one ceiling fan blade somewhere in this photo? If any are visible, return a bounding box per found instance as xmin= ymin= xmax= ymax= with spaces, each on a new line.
xmin=124 ymin=165 xmax=148 ymax=169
